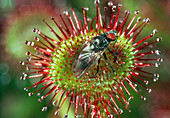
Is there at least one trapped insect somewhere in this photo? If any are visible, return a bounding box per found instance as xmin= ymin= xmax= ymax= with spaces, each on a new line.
xmin=72 ymin=29 xmax=118 ymax=79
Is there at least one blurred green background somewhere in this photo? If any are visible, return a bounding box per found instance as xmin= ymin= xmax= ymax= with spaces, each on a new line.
xmin=0 ymin=0 xmax=169 ymax=118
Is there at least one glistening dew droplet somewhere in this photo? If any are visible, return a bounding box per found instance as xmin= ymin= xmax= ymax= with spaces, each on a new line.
xmin=20 ymin=0 xmax=162 ymax=117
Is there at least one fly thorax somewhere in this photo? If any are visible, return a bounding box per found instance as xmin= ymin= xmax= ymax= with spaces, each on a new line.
xmin=99 ymin=38 xmax=109 ymax=48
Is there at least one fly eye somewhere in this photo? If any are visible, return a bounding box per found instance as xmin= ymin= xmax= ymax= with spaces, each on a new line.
xmin=106 ymin=33 xmax=116 ymax=41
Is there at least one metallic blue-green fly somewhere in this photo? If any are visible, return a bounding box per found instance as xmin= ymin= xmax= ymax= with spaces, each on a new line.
xmin=72 ymin=30 xmax=118 ymax=79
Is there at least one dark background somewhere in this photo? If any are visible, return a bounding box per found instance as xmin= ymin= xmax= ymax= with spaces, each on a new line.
xmin=0 ymin=0 xmax=169 ymax=118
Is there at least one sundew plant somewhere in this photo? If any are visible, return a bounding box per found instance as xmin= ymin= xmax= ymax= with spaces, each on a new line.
xmin=20 ymin=0 xmax=162 ymax=117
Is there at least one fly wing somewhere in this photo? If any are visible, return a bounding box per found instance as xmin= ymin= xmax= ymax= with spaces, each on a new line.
xmin=72 ymin=41 xmax=89 ymax=65
xmin=72 ymin=41 xmax=105 ymax=79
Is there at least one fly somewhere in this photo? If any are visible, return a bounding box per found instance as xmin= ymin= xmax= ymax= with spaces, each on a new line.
xmin=72 ymin=30 xmax=118 ymax=79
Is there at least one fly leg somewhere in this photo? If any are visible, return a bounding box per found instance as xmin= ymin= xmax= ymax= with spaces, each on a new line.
xmin=110 ymin=37 xmax=119 ymax=63
xmin=107 ymin=47 xmax=118 ymax=63
xmin=103 ymin=52 xmax=115 ymax=77
xmin=89 ymin=57 xmax=101 ymax=78
xmin=113 ymin=38 xmax=119 ymax=56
